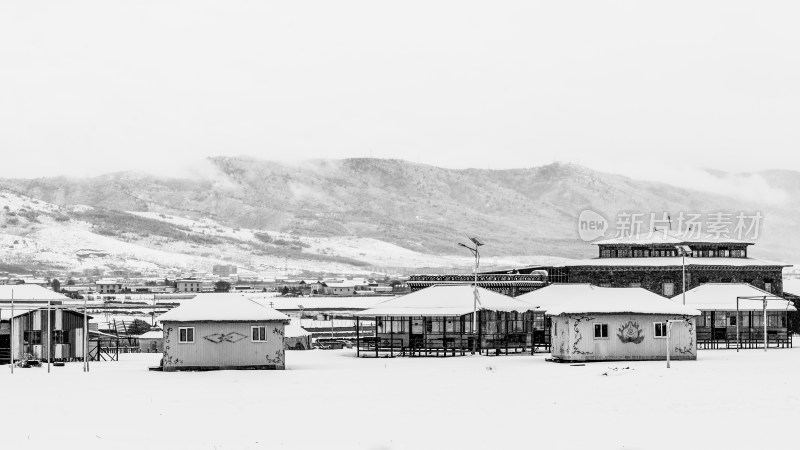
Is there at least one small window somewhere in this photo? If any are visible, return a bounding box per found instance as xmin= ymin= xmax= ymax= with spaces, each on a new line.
xmin=24 ymin=330 xmax=42 ymax=345
xmin=251 ymin=326 xmax=267 ymax=342
xmin=178 ymin=327 xmax=194 ymax=343
xmin=593 ymin=323 xmax=608 ymax=339
xmin=662 ymin=282 xmax=674 ymax=297
xmin=654 ymin=322 xmax=668 ymax=338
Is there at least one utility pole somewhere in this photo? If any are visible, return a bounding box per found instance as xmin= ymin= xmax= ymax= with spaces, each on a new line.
xmin=10 ymin=289 xmax=13 ymax=374
xmin=675 ymin=245 xmax=691 ymax=304
xmin=458 ymin=236 xmax=484 ymax=355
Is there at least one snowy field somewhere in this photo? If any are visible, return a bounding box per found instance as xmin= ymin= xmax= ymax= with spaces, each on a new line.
xmin=2 ymin=340 xmax=799 ymax=450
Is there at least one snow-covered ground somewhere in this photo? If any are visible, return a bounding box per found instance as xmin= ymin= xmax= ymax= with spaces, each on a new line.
xmin=2 ymin=339 xmax=799 ymax=450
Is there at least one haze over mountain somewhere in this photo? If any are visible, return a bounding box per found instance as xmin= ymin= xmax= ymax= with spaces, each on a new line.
xmin=0 ymin=157 xmax=797 ymax=275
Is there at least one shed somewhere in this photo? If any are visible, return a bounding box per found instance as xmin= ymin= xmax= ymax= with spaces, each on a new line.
xmin=284 ymin=322 xmax=312 ymax=350
xmin=673 ymin=283 xmax=795 ymax=349
xmin=156 ymin=293 xmax=290 ymax=371
xmin=522 ymin=284 xmax=700 ymax=362
xmin=0 ymin=306 xmax=91 ymax=362
xmin=137 ymin=329 xmax=165 ymax=353
xmin=353 ymin=285 xmax=539 ymax=357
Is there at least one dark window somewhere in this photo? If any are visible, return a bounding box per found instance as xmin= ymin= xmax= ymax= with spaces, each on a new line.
xmin=24 ymin=330 xmax=42 ymax=345
xmin=593 ymin=323 xmax=608 ymax=339
xmin=251 ymin=326 xmax=267 ymax=342
xmin=178 ymin=327 xmax=194 ymax=343
xmin=52 ymin=330 xmax=66 ymax=344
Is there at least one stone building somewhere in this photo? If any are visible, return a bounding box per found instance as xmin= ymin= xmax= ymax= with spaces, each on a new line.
xmin=409 ymin=230 xmax=788 ymax=298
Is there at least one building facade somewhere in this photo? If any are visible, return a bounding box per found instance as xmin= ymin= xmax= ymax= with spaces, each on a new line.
xmin=410 ymin=231 xmax=787 ymax=298
xmin=157 ymin=293 xmax=290 ymax=371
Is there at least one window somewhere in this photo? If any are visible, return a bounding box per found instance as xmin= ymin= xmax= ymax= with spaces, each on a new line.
xmin=764 ymin=282 xmax=773 ymax=293
xmin=767 ymin=312 xmax=783 ymax=328
xmin=251 ymin=326 xmax=267 ymax=342
xmin=654 ymin=322 xmax=668 ymax=338
xmin=178 ymin=327 xmax=194 ymax=343
xmin=24 ymin=330 xmax=42 ymax=345
xmin=593 ymin=323 xmax=608 ymax=339
xmin=52 ymin=330 xmax=66 ymax=344
xmin=662 ymin=282 xmax=675 ymax=297
xmin=714 ymin=312 xmax=727 ymax=328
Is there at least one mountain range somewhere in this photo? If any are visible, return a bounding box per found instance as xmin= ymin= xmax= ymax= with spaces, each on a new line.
xmin=1 ymin=157 xmax=797 ymax=276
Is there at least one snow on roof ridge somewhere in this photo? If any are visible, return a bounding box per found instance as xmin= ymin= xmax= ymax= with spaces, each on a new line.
xmin=518 ymin=284 xmax=700 ymax=316
xmin=355 ymin=284 xmax=538 ymax=317
xmin=158 ymin=292 xmax=290 ymax=322
xmin=671 ymin=283 xmax=795 ymax=311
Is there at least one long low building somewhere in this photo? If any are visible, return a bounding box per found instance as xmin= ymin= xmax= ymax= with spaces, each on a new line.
xmin=354 ymin=285 xmax=540 ymax=357
xmin=672 ymin=283 xmax=795 ymax=349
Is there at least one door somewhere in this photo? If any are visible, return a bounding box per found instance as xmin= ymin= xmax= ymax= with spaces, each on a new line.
xmin=410 ymin=318 xmax=424 ymax=348
xmin=0 ymin=335 xmax=10 ymax=363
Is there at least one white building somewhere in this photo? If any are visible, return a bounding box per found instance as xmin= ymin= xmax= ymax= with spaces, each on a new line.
xmin=520 ymin=284 xmax=700 ymax=362
xmin=157 ymin=293 xmax=290 ymax=371
xmin=96 ymin=280 xmax=123 ymax=294
xmin=321 ymin=281 xmax=356 ymax=296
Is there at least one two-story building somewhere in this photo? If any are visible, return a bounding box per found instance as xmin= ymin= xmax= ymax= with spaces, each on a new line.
xmin=96 ymin=280 xmax=124 ymax=294
xmin=411 ymin=230 xmax=789 ymax=298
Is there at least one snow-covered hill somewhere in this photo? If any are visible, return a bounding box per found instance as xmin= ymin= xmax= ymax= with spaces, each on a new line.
xmin=2 ymin=157 xmax=798 ymax=274
xmin=0 ymin=190 xmax=553 ymax=275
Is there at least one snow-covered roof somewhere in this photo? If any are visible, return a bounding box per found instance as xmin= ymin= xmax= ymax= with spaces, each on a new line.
xmin=518 ymin=284 xmax=700 ymax=316
xmin=285 ymin=322 xmax=311 ymax=338
xmin=593 ymin=230 xmax=753 ymax=246
xmin=157 ymin=293 xmax=290 ymax=323
xmin=0 ymin=305 xmax=92 ymax=321
xmin=567 ymin=257 xmax=788 ymax=268
xmin=0 ymin=285 xmax=70 ymax=301
xmin=137 ymin=330 xmax=164 ymax=339
xmin=354 ymin=285 xmax=538 ymax=317
xmin=672 ymin=283 xmax=796 ymax=311
xmin=96 ymin=280 xmax=122 ymax=285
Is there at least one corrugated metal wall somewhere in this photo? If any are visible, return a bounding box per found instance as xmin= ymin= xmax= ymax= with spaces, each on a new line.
xmin=162 ymin=321 xmax=286 ymax=370
xmin=12 ymin=309 xmax=88 ymax=360
xmin=552 ymin=314 xmax=697 ymax=362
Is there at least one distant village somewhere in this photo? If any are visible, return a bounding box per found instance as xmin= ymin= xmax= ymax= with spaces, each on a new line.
xmin=1 ymin=228 xmax=798 ymax=371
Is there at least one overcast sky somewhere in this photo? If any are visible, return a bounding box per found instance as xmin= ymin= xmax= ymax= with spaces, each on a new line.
xmin=2 ymin=1 xmax=799 ymax=190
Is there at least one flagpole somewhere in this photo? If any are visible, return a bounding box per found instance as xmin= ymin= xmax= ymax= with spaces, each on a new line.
xmin=9 ymin=289 xmax=13 ymax=374
xmin=84 ymin=293 xmax=89 ymax=372
xmin=47 ymin=299 xmax=51 ymax=373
